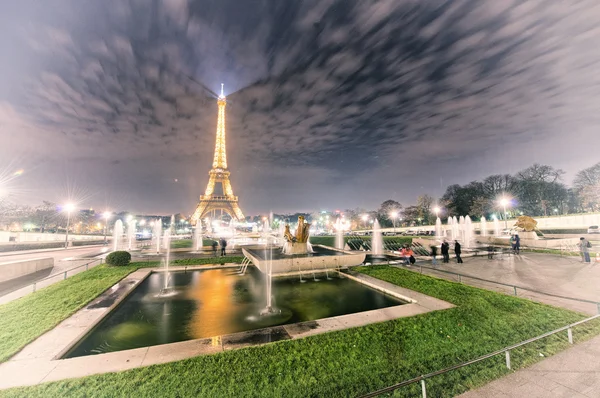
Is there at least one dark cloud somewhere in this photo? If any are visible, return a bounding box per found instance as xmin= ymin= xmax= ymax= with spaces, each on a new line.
xmin=1 ymin=0 xmax=600 ymax=214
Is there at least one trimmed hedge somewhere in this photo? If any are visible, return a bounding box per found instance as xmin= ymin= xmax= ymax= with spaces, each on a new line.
xmin=105 ymin=251 xmax=131 ymax=266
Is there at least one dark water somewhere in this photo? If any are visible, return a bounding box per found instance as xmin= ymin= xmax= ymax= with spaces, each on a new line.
xmin=65 ymin=268 xmax=404 ymax=358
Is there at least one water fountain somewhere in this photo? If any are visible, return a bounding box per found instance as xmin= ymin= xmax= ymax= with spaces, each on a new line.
xmin=112 ymin=219 xmax=123 ymax=251
xmin=127 ymin=219 xmax=137 ymax=251
xmin=158 ymin=215 xmax=176 ymax=296
xmin=453 ymin=216 xmax=459 ymax=241
xmin=244 ymin=215 xmax=365 ymax=275
xmin=154 ymin=219 xmax=162 ymax=254
xmin=435 ymin=217 xmax=442 ymax=238
xmin=480 ymin=217 xmax=487 ymax=237
xmin=371 ymin=219 xmax=383 ymax=257
xmin=493 ymin=216 xmax=501 ymax=237
xmin=194 ymin=223 xmax=202 ymax=251
xmin=459 ymin=216 xmax=465 ymax=243
xmin=464 ymin=215 xmax=473 ymax=248
xmin=335 ymin=218 xmax=344 ymax=250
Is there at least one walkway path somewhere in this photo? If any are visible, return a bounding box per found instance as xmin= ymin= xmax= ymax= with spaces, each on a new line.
xmin=459 ymin=333 xmax=600 ymax=397
xmin=0 ymin=246 xmax=108 ymax=304
xmin=406 ymin=252 xmax=600 ymax=314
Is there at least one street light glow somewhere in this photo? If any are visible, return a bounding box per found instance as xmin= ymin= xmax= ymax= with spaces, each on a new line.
xmin=361 ymin=214 xmax=368 ymax=221
xmin=64 ymin=203 xmax=75 ymax=213
xmin=103 ymin=211 xmax=111 ymax=219
xmin=433 ymin=206 xmax=440 ymax=214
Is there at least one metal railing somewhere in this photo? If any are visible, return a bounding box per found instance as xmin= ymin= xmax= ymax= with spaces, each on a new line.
xmin=360 ymin=314 xmax=600 ymax=397
xmin=391 ymin=262 xmax=600 ymax=314
xmin=31 ymin=258 xmax=103 ymax=292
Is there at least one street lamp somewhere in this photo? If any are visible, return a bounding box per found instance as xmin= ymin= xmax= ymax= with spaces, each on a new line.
xmin=361 ymin=214 xmax=368 ymax=229
xmin=499 ymin=197 xmax=510 ymax=229
xmin=103 ymin=211 xmax=111 ymax=244
xmin=433 ymin=206 xmax=440 ymax=218
xmin=64 ymin=203 xmax=75 ymax=248
xmin=390 ymin=211 xmax=398 ymax=233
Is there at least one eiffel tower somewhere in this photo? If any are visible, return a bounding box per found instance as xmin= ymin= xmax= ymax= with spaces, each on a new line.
xmin=191 ymin=84 xmax=244 ymax=224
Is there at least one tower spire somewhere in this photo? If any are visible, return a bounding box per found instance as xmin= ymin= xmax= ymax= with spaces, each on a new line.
xmin=190 ymin=84 xmax=244 ymax=224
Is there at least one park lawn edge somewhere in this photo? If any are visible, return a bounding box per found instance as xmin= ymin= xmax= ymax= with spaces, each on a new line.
xmin=0 ymin=264 xmax=598 ymax=397
xmin=0 ymin=256 xmax=244 ymax=363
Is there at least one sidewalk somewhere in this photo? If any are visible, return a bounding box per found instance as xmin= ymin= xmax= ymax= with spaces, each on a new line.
xmin=0 ymin=244 xmax=105 ymax=258
xmin=459 ymin=333 xmax=600 ymax=397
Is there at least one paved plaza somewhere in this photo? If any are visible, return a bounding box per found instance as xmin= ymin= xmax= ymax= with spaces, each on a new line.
xmin=409 ymin=251 xmax=600 ymax=314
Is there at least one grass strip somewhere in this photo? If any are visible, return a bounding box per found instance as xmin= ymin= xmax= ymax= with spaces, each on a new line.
xmin=0 ymin=257 xmax=244 ymax=363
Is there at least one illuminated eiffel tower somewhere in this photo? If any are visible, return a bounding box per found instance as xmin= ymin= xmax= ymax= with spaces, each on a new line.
xmin=191 ymin=84 xmax=244 ymax=224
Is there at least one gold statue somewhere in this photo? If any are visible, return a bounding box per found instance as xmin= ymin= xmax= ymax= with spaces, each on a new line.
xmin=283 ymin=216 xmax=311 ymax=243
xmin=283 ymin=225 xmax=295 ymax=242
xmin=513 ymin=215 xmax=537 ymax=232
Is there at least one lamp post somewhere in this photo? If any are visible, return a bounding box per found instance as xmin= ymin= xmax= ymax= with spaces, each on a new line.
xmin=499 ymin=198 xmax=510 ymax=229
xmin=103 ymin=211 xmax=111 ymax=244
xmin=64 ymin=203 xmax=75 ymax=248
xmin=390 ymin=211 xmax=398 ymax=233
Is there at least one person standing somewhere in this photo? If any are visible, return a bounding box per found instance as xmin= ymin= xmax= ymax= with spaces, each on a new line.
xmin=441 ymin=240 xmax=450 ymax=263
xmin=430 ymin=244 xmax=438 ymax=266
xmin=510 ymin=235 xmax=516 ymax=254
xmin=514 ymin=234 xmax=520 ymax=255
xmin=220 ymin=238 xmax=227 ymax=256
xmin=454 ymin=240 xmax=463 ymax=263
xmin=579 ymin=237 xmax=591 ymax=263
xmin=211 ymin=240 xmax=218 ymax=256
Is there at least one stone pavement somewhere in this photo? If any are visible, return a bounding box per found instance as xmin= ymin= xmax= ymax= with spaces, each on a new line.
xmin=409 ymin=252 xmax=600 ymax=315
xmin=459 ymin=333 xmax=600 ymax=397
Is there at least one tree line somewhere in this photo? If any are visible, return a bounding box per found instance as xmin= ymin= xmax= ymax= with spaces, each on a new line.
xmin=345 ymin=162 xmax=600 ymax=228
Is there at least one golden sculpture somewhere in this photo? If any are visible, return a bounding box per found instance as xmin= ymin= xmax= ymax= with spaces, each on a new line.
xmin=514 ymin=215 xmax=537 ymax=232
xmin=283 ymin=225 xmax=295 ymax=242
xmin=283 ymin=216 xmax=311 ymax=243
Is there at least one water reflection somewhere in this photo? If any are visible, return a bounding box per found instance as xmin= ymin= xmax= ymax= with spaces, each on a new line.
xmin=66 ymin=268 xmax=404 ymax=358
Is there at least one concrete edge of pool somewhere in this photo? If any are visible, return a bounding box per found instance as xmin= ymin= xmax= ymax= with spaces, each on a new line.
xmin=0 ymin=264 xmax=454 ymax=390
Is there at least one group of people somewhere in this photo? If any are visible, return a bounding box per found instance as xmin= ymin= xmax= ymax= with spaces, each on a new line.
xmin=399 ymin=240 xmax=463 ymax=266
xmin=437 ymin=240 xmax=462 ymax=264
xmin=211 ymin=238 xmax=228 ymax=256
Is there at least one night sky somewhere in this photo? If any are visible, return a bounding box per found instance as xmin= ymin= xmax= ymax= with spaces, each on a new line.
xmin=1 ymin=1 xmax=600 ymax=215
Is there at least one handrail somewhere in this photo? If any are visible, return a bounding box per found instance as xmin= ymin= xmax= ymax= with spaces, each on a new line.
xmin=30 ymin=258 xmax=102 ymax=292
xmin=360 ymin=314 xmax=600 ymax=397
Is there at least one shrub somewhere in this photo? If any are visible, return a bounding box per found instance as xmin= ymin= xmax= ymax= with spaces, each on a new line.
xmin=106 ymin=251 xmax=132 ymax=266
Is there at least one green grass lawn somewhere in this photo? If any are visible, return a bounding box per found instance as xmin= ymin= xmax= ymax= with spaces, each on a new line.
xmin=0 ymin=256 xmax=244 ymax=364
xmin=2 ymin=265 xmax=599 ymax=397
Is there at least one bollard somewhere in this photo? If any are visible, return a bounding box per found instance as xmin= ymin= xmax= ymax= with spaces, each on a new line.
xmin=597 ymin=303 xmax=600 ymax=315
xmin=421 ymin=379 xmax=427 ymax=398
xmin=458 ymin=274 xmax=462 ymax=283
xmin=64 ymin=271 xmax=67 ymax=280
xmin=505 ymin=350 xmax=511 ymax=369
xmin=33 ymin=283 xmax=36 ymax=292
xmin=86 ymin=263 xmax=89 ymax=271
xmin=513 ymin=286 xmax=518 ymax=296
xmin=568 ymin=327 xmax=573 ymax=344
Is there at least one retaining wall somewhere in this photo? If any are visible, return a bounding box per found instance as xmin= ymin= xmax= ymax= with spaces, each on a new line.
xmin=0 ymin=257 xmax=54 ymax=283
